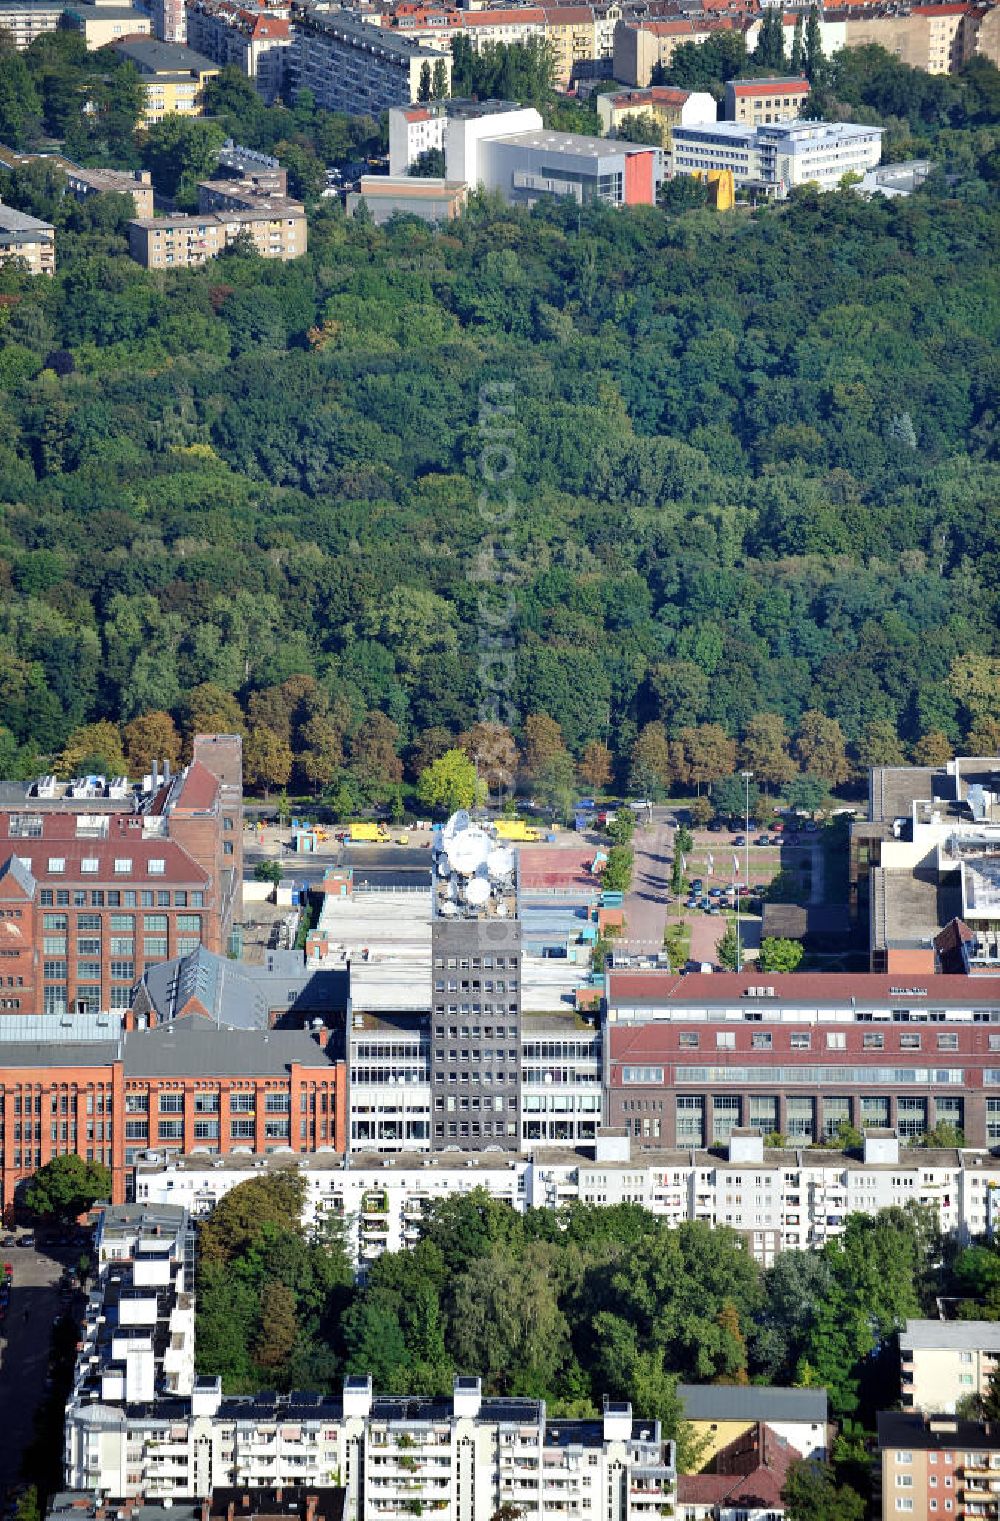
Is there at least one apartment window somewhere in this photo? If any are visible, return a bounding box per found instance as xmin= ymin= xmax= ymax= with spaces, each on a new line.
xmin=125 ymin=1094 xmax=148 ymax=1113
xmin=716 ymin=1032 xmax=736 ymax=1050
xmin=679 ymin=1032 xmax=699 ymax=1049
xmin=77 ymin=960 xmax=101 ymax=980
xmin=77 ymin=986 xmax=100 ymax=1009
xmin=752 ymin=1032 xmax=772 ymax=1050
xmin=194 ymin=1119 xmax=219 ymax=1140
xmin=826 ymin=1032 xmax=846 ymax=1050
xmin=110 ymin=987 xmax=131 ymax=1010
xmin=937 ymin=1033 xmax=959 ymax=1051
xmin=124 ymin=1120 xmax=148 ymax=1141
xmin=81 ymin=858 xmax=99 ymax=874
xmin=191 ymin=892 xmax=205 ymax=908
xmin=48 ymin=858 xmax=65 ymax=873
xmin=159 ymin=1093 xmax=184 ymax=1113
xmin=787 ymin=1096 xmax=814 ymax=1140
xmin=114 ymin=859 xmax=132 ymax=874
xmin=265 ymin=1119 xmax=290 ymax=1139
xmin=622 ymin=1066 xmax=664 ymax=1084
xmin=77 ymin=937 xmax=101 ymax=955
xmin=900 ymin=1033 xmax=922 ymax=1050
xmin=790 ymin=1032 xmax=811 ymax=1050
xmin=143 ymin=937 xmax=168 ymax=958
xmin=43 ymin=914 xmax=67 ymax=930
xmin=43 ymin=936 xmax=67 ymax=955
xmin=265 ymin=1093 xmax=290 ymax=1112
xmin=110 ymin=939 xmax=134 ymax=957
xmin=144 ymin=914 xmax=168 ymax=933
xmin=148 ymin=859 xmax=165 ymax=875
xmin=43 ymin=960 xmax=67 ymax=980
xmin=194 ymin=1093 xmax=219 ymax=1113
xmin=231 ymin=1118 xmax=255 ymax=1140
xmin=864 ymin=1032 xmax=884 ymax=1049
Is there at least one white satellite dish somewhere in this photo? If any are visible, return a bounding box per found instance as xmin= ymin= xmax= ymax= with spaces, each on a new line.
xmin=486 ymin=847 xmax=514 ymax=880
xmin=466 ymin=878 xmax=491 ymax=907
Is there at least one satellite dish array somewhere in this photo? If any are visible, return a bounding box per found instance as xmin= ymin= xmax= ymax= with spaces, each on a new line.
xmin=434 ymin=811 xmax=516 ymax=917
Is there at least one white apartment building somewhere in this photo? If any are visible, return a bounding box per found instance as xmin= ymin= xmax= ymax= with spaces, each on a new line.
xmin=134 ymin=1131 xmax=1000 ymax=1273
xmin=388 ymin=103 xmax=447 ymax=176
xmin=66 ymin=1359 xmax=677 ymax=1520
xmin=670 ymin=119 xmax=883 ymax=196
xmin=71 ymin=1203 xmax=196 ymax=1413
xmin=900 ymin=1321 xmax=1000 ymax=1415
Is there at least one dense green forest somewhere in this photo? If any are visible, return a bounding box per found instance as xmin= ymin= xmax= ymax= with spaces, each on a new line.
xmin=0 ymin=35 xmax=998 ymax=801
xmin=196 ymin=1174 xmax=1000 ymax=1509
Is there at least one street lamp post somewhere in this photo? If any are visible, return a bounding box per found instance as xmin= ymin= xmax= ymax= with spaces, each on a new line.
xmin=740 ymin=770 xmax=754 ymax=971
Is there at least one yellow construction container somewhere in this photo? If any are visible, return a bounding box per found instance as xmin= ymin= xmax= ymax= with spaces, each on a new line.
xmin=349 ymin=822 xmax=390 ymax=842
xmin=493 ymin=819 xmax=541 ymax=843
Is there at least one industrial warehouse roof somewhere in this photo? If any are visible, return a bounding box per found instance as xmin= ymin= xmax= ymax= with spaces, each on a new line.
xmin=123 ymin=1017 xmax=337 ymax=1075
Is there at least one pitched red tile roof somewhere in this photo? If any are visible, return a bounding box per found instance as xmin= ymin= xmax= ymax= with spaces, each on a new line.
xmin=730 ymin=75 xmax=809 ymax=94
xmin=0 ymin=839 xmax=209 ymax=887
xmin=170 ymin=760 xmax=219 ymax=812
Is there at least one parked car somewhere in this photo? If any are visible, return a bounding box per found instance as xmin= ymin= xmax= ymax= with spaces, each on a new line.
xmin=733 ymin=836 xmax=746 ymax=847
xmin=690 ymin=878 xmax=704 ymax=893
xmin=707 ymin=818 xmax=725 ymax=832
xmin=1 ymin=1235 xmax=15 ymax=1247
xmin=18 ymin=1233 xmax=34 ymax=1248
xmin=755 ymin=835 xmax=771 ymax=846
xmin=708 ymin=887 xmax=724 ymax=898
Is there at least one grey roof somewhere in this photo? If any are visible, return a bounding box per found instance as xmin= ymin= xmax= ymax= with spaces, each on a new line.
xmin=0 ymin=853 xmax=35 ymax=897
xmin=0 ymin=1039 xmax=120 ymax=1068
xmin=137 ymin=945 xmax=347 ymax=1029
xmin=0 ymin=1011 xmax=122 ymax=1043
xmin=296 ymin=6 xmax=449 ymax=56
xmin=111 ymin=37 xmax=217 ymax=71
xmin=0 ymin=201 xmax=54 ymax=233
xmin=678 ymin=1384 xmax=828 ymax=1424
xmin=123 ymin=1016 xmax=336 ymax=1076
xmin=900 ymin=1319 xmax=1000 ymax=1353
xmin=878 ymin=1410 xmax=1000 ymax=1451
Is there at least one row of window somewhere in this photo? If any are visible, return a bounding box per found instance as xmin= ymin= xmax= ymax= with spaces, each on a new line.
xmin=38 ymin=889 xmax=205 ymax=908
xmin=671 ymin=1029 xmax=962 ymax=1052
xmin=433 ymin=956 xmax=517 ymax=971
xmin=124 ymin=1119 xmax=291 ymax=1141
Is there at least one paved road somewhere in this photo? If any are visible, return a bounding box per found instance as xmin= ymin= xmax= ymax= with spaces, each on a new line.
xmin=0 ymin=1238 xmax=64 ymax=1495
xmin=620 ymin=822 xmax=675 ymax=952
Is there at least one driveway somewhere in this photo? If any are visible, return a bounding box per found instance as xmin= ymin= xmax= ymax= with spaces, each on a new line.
xmin=620 ymin=822 xmax=674 ymax=952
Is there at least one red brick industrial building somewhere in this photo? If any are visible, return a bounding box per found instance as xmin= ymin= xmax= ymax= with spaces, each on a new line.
xmin=0 ymin=735 xmax=242 ymax=1019
xmin=0 ymin=1016 xmax=347 ymax=1213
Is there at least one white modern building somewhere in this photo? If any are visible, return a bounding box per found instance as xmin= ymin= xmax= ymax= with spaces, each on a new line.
xmin=899 ymin=1320 xmax=1000 ymax=1415
xmin=71 ymin=1203 xmax=196 ymax=1412
xmin=670 ymin=119 xmax=883 ymax=196
xmin=134 ymin=1130 xmax=1000 ymax=1273
xmin=67 ymin=1325 xmax=677 ymax=1518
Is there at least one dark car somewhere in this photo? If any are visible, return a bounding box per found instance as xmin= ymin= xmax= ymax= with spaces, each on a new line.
xmin=18 ymin=1233 xmax=34 ymax=1248
xmin=707 ymin=818 xmax=725 ymax=832
xmin=1 ymin=1235 xmax=15 ymax=1248
xmin=690 ymin=878 xmax=704 ymax=892
xmin=755 ymin=835 xmax=771 ymax=846
xmin=733 ymin=836 xmax=746 ymax=847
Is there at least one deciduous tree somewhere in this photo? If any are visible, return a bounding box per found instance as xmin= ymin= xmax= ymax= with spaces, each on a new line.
xmin=417 ymin=748 xmax=479 ymax=814
xmin=793 ymin=712 xmax=849 ymax=786
xmin=123 ymin=711 xmax=182 ymax=775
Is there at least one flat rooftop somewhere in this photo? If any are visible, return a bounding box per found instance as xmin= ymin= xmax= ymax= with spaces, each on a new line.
xmin=901 ymin=1319 xmax=1000 ymax=1353
xmin=873 ymin=867 xmax=962 ymax=951
xmin=497 ymin=128 xmax=657 ymax=158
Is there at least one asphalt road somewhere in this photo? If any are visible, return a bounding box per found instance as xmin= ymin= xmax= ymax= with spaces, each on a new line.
xmin=0 ymin=1237 xmax=65 ymax=1495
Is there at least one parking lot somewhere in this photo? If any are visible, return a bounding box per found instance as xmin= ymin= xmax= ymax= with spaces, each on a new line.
xmin=0 ymin=1231 xmax=85 ymax=1501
